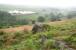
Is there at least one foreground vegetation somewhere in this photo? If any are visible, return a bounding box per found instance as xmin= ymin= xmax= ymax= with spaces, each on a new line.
xmin=0 ymin=19 xmax=76 ymax=50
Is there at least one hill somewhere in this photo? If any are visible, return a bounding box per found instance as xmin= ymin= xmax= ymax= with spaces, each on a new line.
xmin=0 ymin=19 xmax=76 ymax=50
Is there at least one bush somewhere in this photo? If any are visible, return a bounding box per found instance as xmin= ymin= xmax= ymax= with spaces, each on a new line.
xmin=37 ymin=16 xmax=45 ymax=22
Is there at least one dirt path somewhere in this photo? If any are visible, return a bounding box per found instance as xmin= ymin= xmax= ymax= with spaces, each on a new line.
xmin=0 ymin=25 xmax=33 ymax=33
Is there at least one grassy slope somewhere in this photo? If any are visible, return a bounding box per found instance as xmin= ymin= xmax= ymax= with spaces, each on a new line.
xmin=0 ymin=19 xmax=76 ymax=50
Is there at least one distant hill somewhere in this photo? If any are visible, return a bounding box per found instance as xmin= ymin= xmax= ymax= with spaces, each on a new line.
xmin=0 ymin=4 xmax=76 ymax=21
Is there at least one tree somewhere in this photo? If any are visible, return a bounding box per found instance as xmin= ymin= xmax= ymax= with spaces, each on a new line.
xmin=16 ymin=19 xmax=30 ymax=25
xmin=32 ymin=20 xmax=36 ymax=24
xmin=67 ymin=14 xmax=72 ymax=19
xmin=37 ymin=16 xmax=45 ymax=22
xmin=50 ymin=13 xmax=61 ymax=22
xmin=67 ymin=11 xmax=76 ymax=19
xmin=50 ymin=13 xmax=56 ymax=21
xmin=0 ymin=11 xmax=16 ymax=26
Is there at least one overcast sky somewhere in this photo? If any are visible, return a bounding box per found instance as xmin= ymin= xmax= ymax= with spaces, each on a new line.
xmin=0 ymin=0 xmax=76 ymax=8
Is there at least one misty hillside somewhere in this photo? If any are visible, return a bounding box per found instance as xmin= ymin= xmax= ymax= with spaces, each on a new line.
xmin=0 ymin=4 xmax=76 ymax=27
xmin=0 ymin=3 xmax=76 ymax=50
xmin=0 ymin=4 xmax=76 ymax=16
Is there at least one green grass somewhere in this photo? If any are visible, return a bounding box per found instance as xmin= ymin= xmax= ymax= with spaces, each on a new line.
xmin=0 ymin=19 xmax=76 ymax=50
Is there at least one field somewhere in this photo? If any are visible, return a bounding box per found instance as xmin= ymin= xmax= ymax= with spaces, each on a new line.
xmin=0 ymin=25 xmax=32 ymax=33
xmin=0 ymin=19 xmax=76 ymax=50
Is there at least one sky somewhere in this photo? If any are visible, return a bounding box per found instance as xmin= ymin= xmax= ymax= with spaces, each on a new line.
xmin=0 ymin=0 xmax=76 ymax=8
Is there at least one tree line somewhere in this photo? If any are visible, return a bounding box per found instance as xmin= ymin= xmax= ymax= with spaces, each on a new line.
xmin=0 ymin=10 xmax=76 ymax=28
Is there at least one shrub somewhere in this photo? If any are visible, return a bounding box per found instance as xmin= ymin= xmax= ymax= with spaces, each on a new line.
xmin=37 ymin=16 xmax=45 ymax=22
